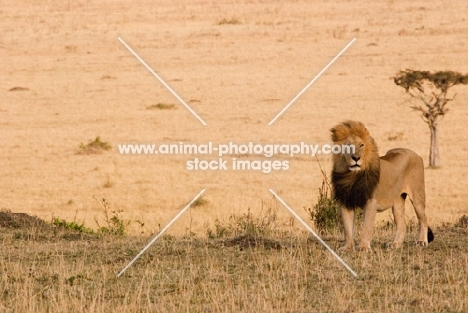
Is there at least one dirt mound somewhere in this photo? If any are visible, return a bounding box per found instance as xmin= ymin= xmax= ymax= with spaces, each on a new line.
xmin=0 ymin=210 xmax=47 ymax=228
xmin=221 ymin=234 xmax=281 ymax=250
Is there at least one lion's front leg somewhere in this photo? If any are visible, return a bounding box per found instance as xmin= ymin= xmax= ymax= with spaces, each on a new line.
xmin=357 ymin=199 xmax=378 ymax=251
xmin=387 ymin=196 xmax=406 ymax=248
xmin=339 ymin=206 xmax=355 ymax=251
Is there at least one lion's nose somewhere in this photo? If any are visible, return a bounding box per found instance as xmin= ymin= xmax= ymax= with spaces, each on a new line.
xmin=351 ymin=156 xmax=360 ymax=162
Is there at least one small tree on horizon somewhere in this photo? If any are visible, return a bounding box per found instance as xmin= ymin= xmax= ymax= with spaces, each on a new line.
xmin=393 ymin=70 xmax=468 ymax=168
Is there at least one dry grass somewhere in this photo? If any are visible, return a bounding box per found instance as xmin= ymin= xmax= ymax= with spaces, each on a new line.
xmin=2 ymin=0 xmax=468 ymax=233
xmin=1 ymin=212 xmax=467 ymax=312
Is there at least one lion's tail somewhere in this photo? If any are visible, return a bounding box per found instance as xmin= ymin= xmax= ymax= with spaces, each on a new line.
xmin=428 ymin=227 xmax=434 ymax=243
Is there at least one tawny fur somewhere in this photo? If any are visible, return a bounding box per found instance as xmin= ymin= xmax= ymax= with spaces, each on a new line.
xmin=330 ymin=120 xmax=433 ymax=251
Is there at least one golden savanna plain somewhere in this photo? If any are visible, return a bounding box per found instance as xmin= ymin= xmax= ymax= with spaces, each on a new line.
xmin=1 ymin=1 xmax=468 ymax=312
xmin=2 ymin=0 xmax=468 ymax=234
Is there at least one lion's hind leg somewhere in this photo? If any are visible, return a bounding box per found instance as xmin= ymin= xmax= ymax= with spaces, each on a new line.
xmin=407 ymin=156 xmax=433 ymax=246
xmin=408 ymin=192 xmax=431 ymax=246
xmin=388 ymin=194 xmax=406 ymax=249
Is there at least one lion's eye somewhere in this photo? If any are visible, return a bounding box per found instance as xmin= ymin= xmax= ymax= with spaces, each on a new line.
xmin=360 ymin=144 xmax=364 ymax=149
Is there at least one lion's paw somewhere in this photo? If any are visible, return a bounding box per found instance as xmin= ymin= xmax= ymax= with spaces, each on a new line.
xmin=356 ymin=241 xmax=372 ymax=252
xmin=338 ymin=245 xmax=354 ymax=252
xmin=416 ymin=240 xmax=428 ymax=247
xmin=386 ymin=242 xmax=403 ymax=249
xmin=356 ymin=246 xmax=372 ymax=252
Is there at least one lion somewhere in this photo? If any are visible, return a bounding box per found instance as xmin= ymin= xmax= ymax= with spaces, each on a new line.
xmin=330 ymin=120 xmax=434 ymax=251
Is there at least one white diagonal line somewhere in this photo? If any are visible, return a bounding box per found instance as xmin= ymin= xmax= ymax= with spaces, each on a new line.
xmin=117 ymin=189 xmax=206 ymax=277
xmin=268 ymin=189 xmax=358 ymax=277
xmin=268 ymin=38 xmax=356 ymax=125
xmin=118 ymin=37 xmax=207 ymax=126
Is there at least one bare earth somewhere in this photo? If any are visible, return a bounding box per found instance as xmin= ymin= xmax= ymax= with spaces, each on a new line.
xmin=2 ymin=0 xmax=468 ymax=235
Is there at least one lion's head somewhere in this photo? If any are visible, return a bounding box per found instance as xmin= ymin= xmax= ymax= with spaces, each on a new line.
xmin=330 ymin=121 xmax=381 ymax=209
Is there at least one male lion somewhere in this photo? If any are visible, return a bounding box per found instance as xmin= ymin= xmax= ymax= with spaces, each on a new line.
xmin=330 ymin=120 xmax=434 ymax=251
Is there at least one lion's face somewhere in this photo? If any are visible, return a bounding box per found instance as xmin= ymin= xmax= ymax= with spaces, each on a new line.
xmin=340 ymin=136 xmax=366 ymax=172
xmin=330 ymin=121 xmax=379 ymax=173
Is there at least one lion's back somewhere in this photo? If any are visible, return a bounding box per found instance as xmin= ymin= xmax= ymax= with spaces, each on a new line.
xmin=381 ymin=148 xmax=424 ymax=171
xmin=378 ymin=148 xmax=425 ymax=199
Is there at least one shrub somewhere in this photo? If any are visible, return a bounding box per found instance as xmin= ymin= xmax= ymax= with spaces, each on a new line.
xmin=307 ymin=178 xmax=342 ymax=234
xmin=93 ymin=197 xmax=128 ymax=236
xmin=52 ymin=217 xmax=94 ymax=234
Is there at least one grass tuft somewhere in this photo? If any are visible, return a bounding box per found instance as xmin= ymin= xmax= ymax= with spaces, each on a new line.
xmin=205 ymin=199 xmax=280 ymax=239
xmin=146 ymin=103 xmax=175 ymax=110
xmin=77 ymin=136 xmax=111 ymax=155
xmin=218 ymin=18 xmax=241 ymax=25
xmin=192 ymin=197 xmax=208 ymax=207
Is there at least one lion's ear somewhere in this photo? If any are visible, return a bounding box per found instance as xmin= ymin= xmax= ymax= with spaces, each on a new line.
xmin=330 ymin=127 xmax=338 ymax=142
xmin=363 ymin=126 xmax=370 ymax=136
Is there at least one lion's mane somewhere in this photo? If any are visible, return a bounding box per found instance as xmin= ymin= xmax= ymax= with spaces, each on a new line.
xmin=330 ymin=121 xmax=381 ymax=209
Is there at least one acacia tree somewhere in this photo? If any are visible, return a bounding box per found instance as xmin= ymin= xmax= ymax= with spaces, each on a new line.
xmin=393 ymin=70 xmax=468 ymax=168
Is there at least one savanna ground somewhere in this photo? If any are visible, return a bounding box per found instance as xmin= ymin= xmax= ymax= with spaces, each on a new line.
xmin=1 ymin=209 xmax=467 ymax=312
xmin=2 ymin=0 xmax=468 ymax=311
